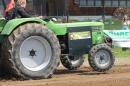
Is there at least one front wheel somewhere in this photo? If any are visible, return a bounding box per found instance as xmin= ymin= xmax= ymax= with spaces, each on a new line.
xmin=88 ymin=44 xmax=115 ymax=72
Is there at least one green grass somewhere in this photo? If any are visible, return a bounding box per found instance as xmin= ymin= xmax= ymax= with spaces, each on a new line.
xmin=103 ymin=18 xmax=122 ymax=30
xmin=113 ymin=46 xmax=130 ymax=58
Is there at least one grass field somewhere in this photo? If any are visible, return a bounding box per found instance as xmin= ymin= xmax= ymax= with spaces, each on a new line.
xmin=113 ymin=46 xmax=130 ymax=58
xmin=103 ymin=18 xmax=122 ymax=30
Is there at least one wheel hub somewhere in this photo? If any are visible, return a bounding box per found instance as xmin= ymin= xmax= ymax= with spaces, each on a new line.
xmin=100 ymin=56 xmax=104 ymax=60
xmin=29 ymin=49 xmax=36 ymax=58
xmin=20 ymin=36 xmax=52 ymax=71
xmin=95 ymin=50 xmax=110 ymax=67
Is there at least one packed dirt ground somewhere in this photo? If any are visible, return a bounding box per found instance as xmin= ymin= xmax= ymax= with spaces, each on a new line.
xmin=0 ymin=57 xmax=130 ymax=86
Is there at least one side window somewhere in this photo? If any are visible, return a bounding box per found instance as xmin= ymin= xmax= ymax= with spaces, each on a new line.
xmin=88 ymin=0 xmax=94 ymax=6
xmin=120 ymin=0 xmax=126 ymax=6
xmin=112 ymin=0 xmax=118 ymax=6
xmin=105 ymin=0 xmax=111 ymax=6
xmin=95 ymin=0 xmax=101 ymax=7
xmin=128 ymin=1 xmax=130 ymax=6
xmin=80 ymin=0 xmax=86 ymax=6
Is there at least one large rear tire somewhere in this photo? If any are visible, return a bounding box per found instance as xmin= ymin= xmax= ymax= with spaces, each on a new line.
xmin=88 ymin=44 xmax=115 ymax=72
xmin=61 ymin=55 xmax=84 ymax=70
xmin=1 ymin=23 xmax=61 ymax=79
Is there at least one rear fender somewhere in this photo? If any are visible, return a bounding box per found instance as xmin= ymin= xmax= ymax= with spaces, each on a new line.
xmin=1 ymin=18 xmax=46 ymax=35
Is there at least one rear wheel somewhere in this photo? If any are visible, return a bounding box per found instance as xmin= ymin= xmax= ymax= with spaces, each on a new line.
xmin=88 ymin=44 xmax=115 ymax=72
xmin=61 ymin=55 xmax=84 ymax=70
xmin=1 ymin=23 xmax=61 ymax=79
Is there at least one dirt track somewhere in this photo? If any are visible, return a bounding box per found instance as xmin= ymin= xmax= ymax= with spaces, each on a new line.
xmin=0 ymin=58 xmax=130 ymax=86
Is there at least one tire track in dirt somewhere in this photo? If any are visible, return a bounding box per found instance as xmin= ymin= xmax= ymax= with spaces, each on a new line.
xmin=0 ymin=58 xmax=130 ymax=86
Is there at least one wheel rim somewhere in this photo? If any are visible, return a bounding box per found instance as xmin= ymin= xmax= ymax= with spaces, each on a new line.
xmin=20 ymin=36 xmax=52 ymax=71
xmin=95 ymin=50 xmax=110 ymax=67
xmin=69 ymin=56 xmax=80 ymax=65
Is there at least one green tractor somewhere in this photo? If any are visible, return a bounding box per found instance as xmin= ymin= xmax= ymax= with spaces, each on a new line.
xmin=0 ymin=0 xmax=115 ymax=80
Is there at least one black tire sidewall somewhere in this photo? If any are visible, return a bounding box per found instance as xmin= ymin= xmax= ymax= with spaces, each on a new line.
xmin=93 ymin=47 xmax=114 ymax=69
xmin=88 ymin=44 xmax=115 ymax=71
xmin=12 ymin=26 xmax=60 ymax=78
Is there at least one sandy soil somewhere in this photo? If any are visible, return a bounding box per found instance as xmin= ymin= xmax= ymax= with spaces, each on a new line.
xmin=0 ymin=57 xmax=130 ymax=86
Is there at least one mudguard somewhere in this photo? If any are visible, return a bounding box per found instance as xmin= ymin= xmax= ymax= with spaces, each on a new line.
xmin=1 ymin=18 xmax=46 ymax=35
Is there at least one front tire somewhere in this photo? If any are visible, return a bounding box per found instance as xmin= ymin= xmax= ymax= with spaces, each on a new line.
xmin=1 ymin=23 xmax=61 ymax=79
xmin=88 ymin=44 xmax=115 ymax=72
